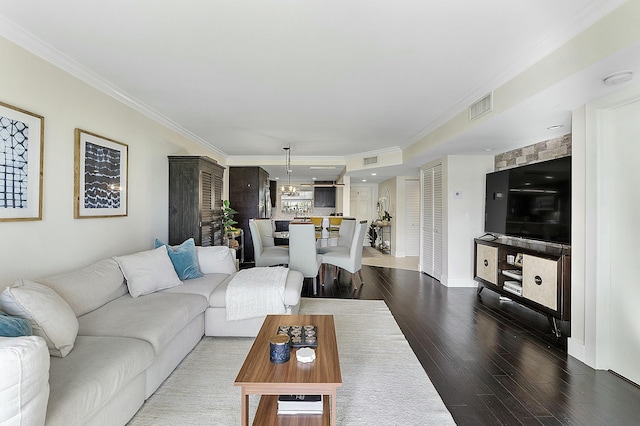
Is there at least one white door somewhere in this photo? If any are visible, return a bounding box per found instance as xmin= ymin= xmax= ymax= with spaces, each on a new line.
xmin=421 ymin=165 xmax=442 ymax=280
xmin=607 ymin=98 xmax=640 ymax=385
xmin=350 ymin=186 xmax=372 ymax=245
xmin=405 ymin=179 xmax=420 ymax=256
xmin=350 ymin=186 xmax=372 ymax=222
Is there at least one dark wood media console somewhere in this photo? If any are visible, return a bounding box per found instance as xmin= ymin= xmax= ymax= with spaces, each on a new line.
xmin=474 ymin=237 xmax=571 ymax=337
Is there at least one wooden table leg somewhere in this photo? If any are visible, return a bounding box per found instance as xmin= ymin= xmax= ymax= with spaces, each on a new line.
xmin=241 ymin=390 xmax=248 ymax=426
xmin=331 ymin=390 xmax=337 ymax=426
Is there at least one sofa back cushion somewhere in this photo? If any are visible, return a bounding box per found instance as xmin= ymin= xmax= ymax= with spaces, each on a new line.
xmin=113 ymin=246 xmax=183 ymax=298
xmin=37 ymin=258 xmax=128 ymax=317
xmin=196 ymin=246 xmax=237 ymax=275
xmin=0 ymin=336 xmax=50 ymax=426
xmin=0 ymin=280 xmax=79 ymax=357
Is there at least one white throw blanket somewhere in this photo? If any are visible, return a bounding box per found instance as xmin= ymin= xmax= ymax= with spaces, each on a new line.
xmin=225 ymin=267 xmax=288 ymax=321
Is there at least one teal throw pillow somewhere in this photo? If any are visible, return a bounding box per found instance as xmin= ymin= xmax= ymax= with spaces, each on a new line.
xmin=0 ymin=310 xmax=33 ymax=337
xmin=154 ymin=238 xmax=204 ymax=280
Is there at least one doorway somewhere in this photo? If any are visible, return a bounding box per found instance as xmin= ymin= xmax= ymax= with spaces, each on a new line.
xmin=603 ymin=96 xmax=640 ymax=385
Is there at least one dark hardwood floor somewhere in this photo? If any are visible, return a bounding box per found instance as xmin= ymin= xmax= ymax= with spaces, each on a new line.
xmin=302 ymin=264 xmax=640 ymax=426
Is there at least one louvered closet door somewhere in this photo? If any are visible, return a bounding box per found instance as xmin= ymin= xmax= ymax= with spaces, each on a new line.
xmin=433 ymin=165 xmax=442 ymax=279
xmin=421 ymin=169 xmax=433 ymax=274
xmin=421 ymin=164 xmax=442 ymax=281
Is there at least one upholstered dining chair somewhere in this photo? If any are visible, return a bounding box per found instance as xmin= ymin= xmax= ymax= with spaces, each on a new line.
xmin=249 ymin=219 xmax=289 ymax=267
xmin=322 ymin=220 xmax=367 ymax=291
xmin=310 ymin=217 xmax=324 ymax=237
xmin=288 ymin=222 xmax=324 ymax=295
xmin=328 ymin=216 xmax=343 ymax=235
xmin=253 ymin=218 xmax=275 ymax=247
xmin=317 ymin=218 xmax=356 ymax=254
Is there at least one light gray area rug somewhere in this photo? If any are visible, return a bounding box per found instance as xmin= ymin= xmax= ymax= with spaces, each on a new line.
xmin=128 ymin=298 xmax=455 ymax=425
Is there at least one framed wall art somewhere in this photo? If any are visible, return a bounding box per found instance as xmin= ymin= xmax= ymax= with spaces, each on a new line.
xmin=0 ymin=101 xmax=44 ymax=222
xmin=74 ymin=129 xmax=128 ymax=218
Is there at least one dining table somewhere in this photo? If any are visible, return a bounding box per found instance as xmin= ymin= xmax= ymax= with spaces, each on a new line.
xmin=274 ymin=219 xmax=334 ymax=248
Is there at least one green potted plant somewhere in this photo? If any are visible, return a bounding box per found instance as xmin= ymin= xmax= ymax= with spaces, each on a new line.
xmin=222 ymin=199 xmax=239 ymax=235
xmin=381 ymin=210 xmax=392 ymax=225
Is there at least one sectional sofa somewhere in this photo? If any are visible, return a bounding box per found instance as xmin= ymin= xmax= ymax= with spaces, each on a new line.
xmin=0 ymin=243 xmax=303 ymax=426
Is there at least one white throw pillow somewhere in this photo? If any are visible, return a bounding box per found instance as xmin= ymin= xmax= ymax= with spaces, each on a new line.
xmin=0 ymin=280 xmax=79 ymax=357
xmin=196 ymin=246 xmax=237 ymax=275
xmin=114 ymin=246 xmax=183 ymax=297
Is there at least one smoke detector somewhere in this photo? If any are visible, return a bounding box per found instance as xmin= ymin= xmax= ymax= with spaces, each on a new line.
xmin=602 ymin=71 xmax=633 ymax=86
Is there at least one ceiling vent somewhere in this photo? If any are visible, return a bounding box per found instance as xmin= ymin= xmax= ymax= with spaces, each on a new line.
xmin=468 ymin=92 xmax=493 ymax=121
xmin=363 ymin=156 xmax=378 ymax=166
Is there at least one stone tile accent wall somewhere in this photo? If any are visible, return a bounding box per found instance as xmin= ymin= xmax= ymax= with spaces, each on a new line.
xmin=495 ymin=134 xmax=572 ymax=171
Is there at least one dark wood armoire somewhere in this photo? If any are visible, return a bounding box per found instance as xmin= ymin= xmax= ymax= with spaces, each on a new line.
xmin=168 ymin=156 xmax=225 ymax=246
xmin=229 ymin=167 xmax=270 ymax=262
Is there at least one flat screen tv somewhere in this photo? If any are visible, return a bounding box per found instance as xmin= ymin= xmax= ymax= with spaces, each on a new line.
xmin=484 ymin=156 xmax=571 ymax=245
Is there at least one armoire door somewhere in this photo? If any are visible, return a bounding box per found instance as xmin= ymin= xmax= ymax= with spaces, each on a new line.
xmin=168 ymin=156 xmax=224 ymax=247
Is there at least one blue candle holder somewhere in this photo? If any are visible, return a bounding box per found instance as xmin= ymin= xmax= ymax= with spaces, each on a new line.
xmin=270 ymin=334 xmax=290 ymax=364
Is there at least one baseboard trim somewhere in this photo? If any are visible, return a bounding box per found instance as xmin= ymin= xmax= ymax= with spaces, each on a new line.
xmin=442 ymin=278 xmax=477 ymax=288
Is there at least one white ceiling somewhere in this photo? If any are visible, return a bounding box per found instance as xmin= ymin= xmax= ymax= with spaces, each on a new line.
xmin=0 ymin=0 xmax=636 ymax=183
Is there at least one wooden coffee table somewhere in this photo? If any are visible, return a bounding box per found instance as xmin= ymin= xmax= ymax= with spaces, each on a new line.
xmin=234 ymin=314 xmax=342 ymax=426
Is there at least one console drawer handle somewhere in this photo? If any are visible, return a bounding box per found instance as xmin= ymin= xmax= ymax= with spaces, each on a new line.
xmin=484 ymin=259 xmax=488 ymax=267
xmin=534 ymin=275 xmax=542 ymax=285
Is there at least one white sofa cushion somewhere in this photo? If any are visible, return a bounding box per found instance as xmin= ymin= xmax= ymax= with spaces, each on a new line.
xmin=154 ymin=238 xmax=204 ymax=280
xmin=0 ymin=280 xmax=79 ymax=357
xmin=114 ymin=246 xmax=183 ymax=297
xmin=0 ymin=336 xmax=50 ymax=426
xmin=77 ymin=292 xmax=208 ymax=353
xmin=47 ymin=335 xmax=153 ymax=426
xmin=196 ymin=246 xmax=237 ymax=275
xmin=162 ymin=273 xmax=230 ymax=299
xmin=36 ymin=258 xmax=127 ymax=317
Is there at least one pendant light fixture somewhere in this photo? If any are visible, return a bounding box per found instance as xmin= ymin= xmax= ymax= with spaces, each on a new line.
xmin=280 ymin=145 xmax=299 ymax=196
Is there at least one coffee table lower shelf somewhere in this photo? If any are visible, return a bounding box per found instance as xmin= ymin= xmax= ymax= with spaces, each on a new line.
xmin=254 ymin=394 xmax=330 ymax=426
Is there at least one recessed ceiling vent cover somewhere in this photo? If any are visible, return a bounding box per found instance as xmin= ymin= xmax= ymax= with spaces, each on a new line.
xmin=468 ymin=92 xmax=493 ymax=121
xmin=363 ymin=156 xmax=378 ymax=166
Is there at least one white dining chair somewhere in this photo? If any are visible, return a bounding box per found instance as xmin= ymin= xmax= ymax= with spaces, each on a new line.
xmin=253 ymin=218 xmax=275 ymax=247
xmin=322 ymin=220 xmax=367 ymax=291
xmin=288 ymin=222 xmax=324 ymax=295
xmin=317 ymin=218 xmax=356 ymax=255
xmin=249 ymin=219 xmax=289 ymax=267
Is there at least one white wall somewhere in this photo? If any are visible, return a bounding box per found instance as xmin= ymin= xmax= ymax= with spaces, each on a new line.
xmin=441 ymin=156 xmax=494 ymax=287
xmin=392 ymin=177 xmax=406 ymax=257
xmin=0 ymin=36 xmax=224 ymax=288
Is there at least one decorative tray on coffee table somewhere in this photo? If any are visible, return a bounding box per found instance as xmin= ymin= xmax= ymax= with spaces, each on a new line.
xmin=277 ymin=324 xmax=318 ymax=348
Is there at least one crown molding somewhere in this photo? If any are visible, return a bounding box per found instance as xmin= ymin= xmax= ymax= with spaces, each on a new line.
xmin=403 ymin=0 xmax=628 ymax=148
xmin=0 ymin=14 xmax=227 ymax=159
xmin=226 ymin=154 xmax=346 ymax=165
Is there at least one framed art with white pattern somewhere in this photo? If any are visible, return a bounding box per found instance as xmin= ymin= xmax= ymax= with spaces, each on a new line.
xmin=74 ymin=129 xmax=128 ymax=218
xmin=0 ymin=101 xmax=44 ymax=221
